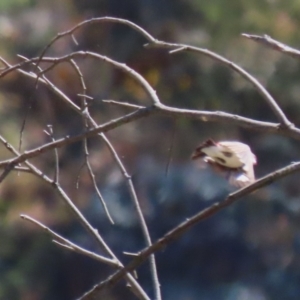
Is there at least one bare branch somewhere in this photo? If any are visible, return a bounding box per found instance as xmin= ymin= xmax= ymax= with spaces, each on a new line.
xmin=71 ymin=54 xmax=161 ymax=297
xmin=69 ymin=57 xmax=153 ymax=298
xmin=242 ymin=33 xmax=300 ymax=59
xmin=3 ymin=49 xmax=161 ymax=298
xmin=2 ymin=51 xmax=300 ymax=167
xmin=42 ymin=16 xmax=291 ymax=129
xmin=0 ymin=51 xmax=161 ymax=106
xmin=20 ymin=214 xmax=117 ymax=266
xmin=68 ymin=58 xmax=115 ymax=224
xmin=35 ymin=17 xmax=156 ymax=70
xmin=0 ymin=18 xmax=293 ymax=129
xmin=79 ymin=160 xmax=300 ymax=299
xmin=152 ymin=42 xmax=292 ymax=129
xmin=100 ymin=134 xmax=162 ymax=300
xmin=0 ymin=107 xmax=153 ymax=181
xmin=13 ymin=166 xmax=32 ymax=173
xmin=2 ymin=103 xmax=300 ymax=184
xmin=103 ymin=100 xmax=144 ymax=109
xmin=85 ymin=140 xmax=115 ymax=224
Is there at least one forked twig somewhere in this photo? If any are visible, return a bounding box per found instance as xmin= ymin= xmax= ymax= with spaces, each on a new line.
xmin=32 ymin=16 xmax=291 ymax=129
xmin=21 ymin=214 xmax=117 ymax=266
xmin=69 ymin=58 xmax=115 ymax=225
xmin=0 ymin=135 xmax=150 ymax=300
xmin=68 ymin=56 xmax=161 ymax=298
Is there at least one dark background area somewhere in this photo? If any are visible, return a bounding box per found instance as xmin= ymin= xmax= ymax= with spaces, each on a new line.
xmin=1 ymin=0 xmax=300 ymax=299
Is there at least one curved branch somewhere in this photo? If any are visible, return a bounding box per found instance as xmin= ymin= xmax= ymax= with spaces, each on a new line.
xmin=0 ymin=51 xmax=161 ymax=106
xmin=36 ymin=17 xmax=157 ymax=68
xmin=43 ymin=16 xmax=290 ymax=128
xmin=149 ymin=42 xmax=293 ymax=129
xmin=3 ymin=18 xmax=291 ymax=127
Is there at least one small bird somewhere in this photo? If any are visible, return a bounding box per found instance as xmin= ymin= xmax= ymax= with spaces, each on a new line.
xmin=191 ymin=139 xmax=256 ymax=188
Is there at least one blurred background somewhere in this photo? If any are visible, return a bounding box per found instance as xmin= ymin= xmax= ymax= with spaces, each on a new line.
xmin=1 ymin=0 xmax=300 ymax=299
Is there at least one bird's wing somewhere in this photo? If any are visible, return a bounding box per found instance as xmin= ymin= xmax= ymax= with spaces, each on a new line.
xmin=219 ymin=142 xmax=256 ymax=183
xmin=218 ymin=142 xmax=250 ymax=159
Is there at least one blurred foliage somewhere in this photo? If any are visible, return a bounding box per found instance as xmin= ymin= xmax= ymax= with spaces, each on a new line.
xmin=1 ymin=0 xmax=300 ymax=299
xmin=0 ymin=0 xmax=33 ymax=12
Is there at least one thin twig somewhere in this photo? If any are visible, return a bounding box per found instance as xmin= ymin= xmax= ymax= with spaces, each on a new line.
xmin=85 ymin=140 xmax=115 ymax=224
xmin=103 ymin=100 xmax=144 ymax=109
xmin=33 ymin=16 xmax=291 ymax=129
xmin=1 ymin=104 xmax=300 ymax=182
xmin=0 ymin=107 xmax=154 ymax=183
xmin=0 ymin=52 xmax=161 ymax=106
xmin=69 ymin=59 xmax=115 ymax=224
xmin=242 ymin=33 xmax=300 ymax=59
xmin=67 ymin=58 xmax=151 ymax=299
xmin=99 ymin=134 xmax=162 ymax=300
xmin=2 ymin=51 xmax=160 ymax=299
xmin=0 ymin=19 xmax=293 ymax=129
xmin=21 ymin=214 xmax=117 ymax=266
xmin=35 ymin=16 xmax=156 ymax=70
xmin=44 ymin=125 xmax=59 ymax=183
xmin=60 ymin=55 xmax=160 ymax=298
xmin=13 ymin=166 xmax=32 ymax=173
xmin=151 ymin=42 xmax=292 ymax=129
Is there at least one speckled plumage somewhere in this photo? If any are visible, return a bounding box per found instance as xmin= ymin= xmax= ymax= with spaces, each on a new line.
xmin=192 ymin=139 xmax=256 ymax=188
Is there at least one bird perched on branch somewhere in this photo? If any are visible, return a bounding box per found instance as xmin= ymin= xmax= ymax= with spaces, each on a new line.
xmin=191 ymin=139 xmax=256 ymax=188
